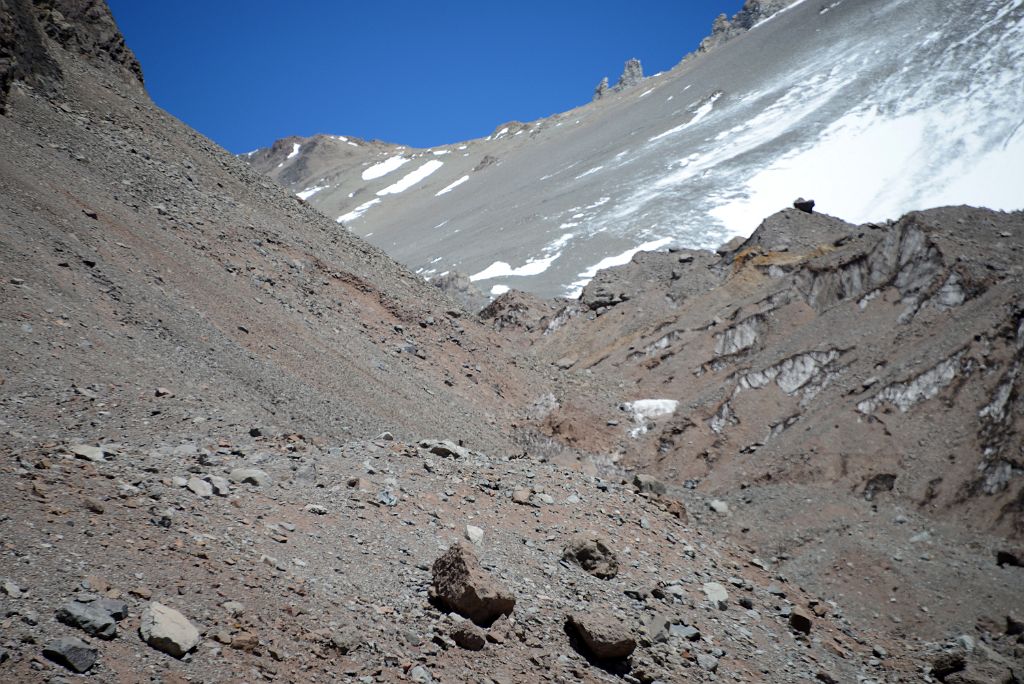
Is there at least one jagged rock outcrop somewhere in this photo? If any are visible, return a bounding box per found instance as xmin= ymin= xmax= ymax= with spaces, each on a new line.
xmin=615 ymin=57 xmax=643 ymax=89
xmin=0 ymin=0 xmax=143 ymax=111
xmin=592 ymin=75 xmax=608 ymax=101
xmin=697 ymin=0 xmax=797 ymax=55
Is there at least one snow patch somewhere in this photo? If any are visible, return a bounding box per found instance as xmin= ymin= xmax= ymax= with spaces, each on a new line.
xmin=337 ymin=198 xmax=381 ymax=224
xmin=377 ymin=160 xmax=444 ymax=196
xmin=362 ymin=155 xmax=409 ymax=181
xmin=287 ymin=143 xmax=301 ymax=159
xmin=490 ymin=284 xmax=510 ymax=296
xmin=623 ymin=399 xmax=678 ymax=437
xmin=435 ymin=175 xmax=470 ymax=196
xmin=297 ymin=184 xmax=328 ymax=200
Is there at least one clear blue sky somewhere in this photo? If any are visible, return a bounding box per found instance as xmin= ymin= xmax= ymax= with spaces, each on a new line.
xmin=107 ymin=1 xmax=745 ymax=153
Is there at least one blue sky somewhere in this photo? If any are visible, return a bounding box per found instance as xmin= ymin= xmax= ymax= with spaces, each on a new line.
xmin=107 ymin=1 xmax=745 ymax=153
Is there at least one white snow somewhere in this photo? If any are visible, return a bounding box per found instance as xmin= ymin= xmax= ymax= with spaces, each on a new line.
xmin=337 ymin=198 xmax=380 ymax=224
xmin=639 ymin=88 xmax=655 ymax=97
xmin=649 ymin=93 xmax=722 ymax=142
xmin=575 ymin=165 xmax=604 ymax=180
xmin=296 ymin=184 xmax=328 ymax=200
xmin=490 ymin=284 xmax=510 ymax=296
xmin=435 ymin=175 xmax=470 ymax=196
xmin=347 ymin=141 xmax=359 ymax=147
xmin=470 ymin=253 xmax=560 ymax=281
xmin=623 ymin=399 xmax=678 ymax=437
xmin=432 ymin=149 xmax=450 ymax=155
xmin=287 ymin=143 xmax=301 ymax=159
xmin=361 ymin=155 xmax=409 ymax=181
xmin=377 ymin=160 xmax=444 ymax=196
xmin=494 ymin=127 xmax=510 ymax=138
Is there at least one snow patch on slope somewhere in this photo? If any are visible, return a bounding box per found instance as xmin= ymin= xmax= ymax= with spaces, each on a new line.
xmin=362 ymin=155 xmax=409 ymax=181
xmin=377 ymin=160 xmax=444 ymax=196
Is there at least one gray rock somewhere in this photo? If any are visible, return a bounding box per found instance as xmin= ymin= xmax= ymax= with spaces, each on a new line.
xmin=186 ymin=476 xmax=212 ymax=497
xmin=671 ymin=624 xmax=701 ymax=641
xmin=702 ymin=582 xmax=729 ymax=610
xmin=709 ymin=499 xmax=730 ymax=514
xmin=69 ymin=444 xmax=105 ymax=462
xmin=697 ymin=653 xmax=719 ymax=672
xmin=789 ymin=605 xmax=813 ymax=633
xmin=615 ymin=58 xmax=644 ymax=90
xmin=1 ymin=579 xmax=22 ymax=598
xmin=139 ymin=601 xmax=200 ymax=658
xmin=418 ymin=439 xmax=470 ymax=459
xmin=43 ymin=637 xmax=98 ymax=673
xmin=56 ymin=600 xmax=117 ymax=639
xmin=465 ymin=525 xmax=484 ymax=546
xmin=430 ymin=543 xmax=515 ymax=626
xmin=633 ymin=473 xmax=666 ymax=496
xmin=206 ymin=475 xmax=231 ymax=496
xmin=593 ymin=76 xmax=609 ymax=101
xmin=229 ymin=468 xmax=271 ymax=487
xmin=409 ymin=665 xmax=434 ymax=683
xmin=94 ymin=597 xmax=129 ymax=621
xmin=563 ymin=533 xmax=619 ymax=579
xmin=567 ymin=612 xmax=636 ymax=660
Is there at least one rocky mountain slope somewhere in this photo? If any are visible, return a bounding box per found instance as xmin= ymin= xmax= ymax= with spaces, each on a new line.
xmin=1 ymin=1 xmax=1023 ymax=683
xmin=246 ymin=0 xmax=1024 ymax=300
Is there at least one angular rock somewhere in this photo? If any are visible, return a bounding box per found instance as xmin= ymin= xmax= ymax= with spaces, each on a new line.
xmin=56 ymin=600 xmax=117 ymax=639
xmin=206 ymin=475 xmax=231 ymax=496
xmin=1 ymin=579 xmax=22 ymax=597
xmin=139 ymin=601 xmax=200 ymax=658
xmin=702 ymin=582 xmax=729 ymax=610
xmin=94 ymin=597 xmax=129 ymax=621
xmin=450 ymin=620 xmax=486 ymax=651
xmin=186 ymin=476 xmax=212 ymax=497
xmin=465 ymin=525 xmax=484 ymax=546
xmin=43 ymin=636 xmax=98 ymax=673
xmin=789 ymin=606 xmax=813 ymax=634
xmin=931 ymin=649 xmax=967 ymax=679
xmin=567 ymin=612 xmax=636 ymax=660
xmin=419 ymin=439 xmax=470 ymax=459
xmin=697 ymin=653 xmax=720 ymax=672
xmin=709 ymin=499 xmax=730 ymax=514
xmin=793 ymin=197 xmax=816 ymax=213
xmin=430 ymin=543 xmax=515 ymax=626
xmin=615 ymin=58 xmax=644 ymax=90
xmin=563 ymin=533 xmax=618 ymax=579
xmin=69 ymin=444 xmax=105 ymax=462
xmin=229 ymin=468 xmax=271 ymax=487
xmin=633 ymin=473 xmax=666 ymax=496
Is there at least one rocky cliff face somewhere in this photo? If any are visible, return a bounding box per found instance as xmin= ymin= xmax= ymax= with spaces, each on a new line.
xmin=697 ymin=0 xmax=798 ymax=54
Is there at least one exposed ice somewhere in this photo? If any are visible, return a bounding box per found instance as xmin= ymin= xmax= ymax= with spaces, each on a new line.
xmin=377 ymin=160 xmax=444 ymax=196
xmin=435 ymin=175 xmax=470 ymax=196
xmin=623 ymin=399 xmax=678 ymax=437
xmin=362 ymin=155 xmax=409 ymax=181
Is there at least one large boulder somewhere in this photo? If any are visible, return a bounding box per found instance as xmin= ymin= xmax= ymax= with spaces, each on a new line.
xmin=430 ymin=543 xmax=515 ymax=626
xmin=56 ymin=600 xmax=117 ymax=639
xmin=563 ymin=533 xmax=619 ymax=579
xmin=139 ymin=602 xmax=200 ymax=658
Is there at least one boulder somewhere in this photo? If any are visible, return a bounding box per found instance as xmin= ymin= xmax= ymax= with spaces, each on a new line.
xmin=789 ymin=605 xmax=813 ymax=634
xmin=632 ymin=473 xmax=667 ymax=496
xmin=430 ymin=543 xmax=515 ymax=626
xmin=450 ymin=620 xmax=486 ymax=651
xmin=42 ymin=637 xmax=97 ymax=673
xmin=139 ymin=601 xmax=200 ymax=658
xmin=793 ymin=197 xmax=816 ymax=213
xmin=931 ymin=649 xmax=967 ymax=679
xmin=563 ymin=533 xmax=618 ymax=579
xmin=567 ymin=612 xmax=636 ymax=660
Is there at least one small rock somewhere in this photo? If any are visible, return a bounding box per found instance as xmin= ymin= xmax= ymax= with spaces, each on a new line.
xmin=450 ymin=621 xmax=486 ymax=651
xmin=697 ymin=653 xmax=720 ymax=672
xmin=672 ymin=624 xmax=701 ymax=641
xmin=139 ymin=602 xmax=200 ymax=658
xmin=409 ymin=665 xmax=433 ymax=683
xmin=563 ymin=533 xmax=618 ymax=579
xmin=567 ymin=612 xmax=636 ymax=660
xmin=931 ymin=649 xmax=966 ymax=679
xmin=633 ymin=473 xmax=666 ymax=496
xmin=789 ymin=606 xmax=813 ymax=634
xmin=419 ymin=439 xmax=470 ymax=459
xmin=465 ymin=525 xmax=484 ymax=545
xmin=430 ymin=543 xmax=515 ymax=626
xmin=793 ymin=197 xmax=816 ymax=213
xmin=708 ymin=499 xmax=729 ymax=514
xmin=69 ymin=444 xmax=105 ymax=462
xmin=206 ymin=475 xmax=231 ymax=496
xmin=511 ymin=489 xmax=532 ymax=505
xmin=186 ymin=476 xmax=212 ymax=498
xmin=154 ymin=387 xmax=174 ymax=398
xmin=2 ymin=579 xmax=22 ymax=598
xmin=84 ymin=497 xmax=105 ymax=514
xmin=229 ymin=468 xmax=271 ymax=487
xmin=304 ymin=503 xmax=328 ymax=515
xmin=702 ymin=582 xmax=729 ymax=610
xmin=56 ymin=600 xmax=117 ymax=639
xmin=43 ymin=637 xmax=98 ymax=673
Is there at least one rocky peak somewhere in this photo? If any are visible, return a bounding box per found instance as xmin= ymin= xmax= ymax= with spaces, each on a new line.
xmin=1 ymin=0 xmax=143 ymax=111
xmin=592 ymin=58 xmax=644 ymax=100
xmin=697 ymin=0 xmax=796 ymax=54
